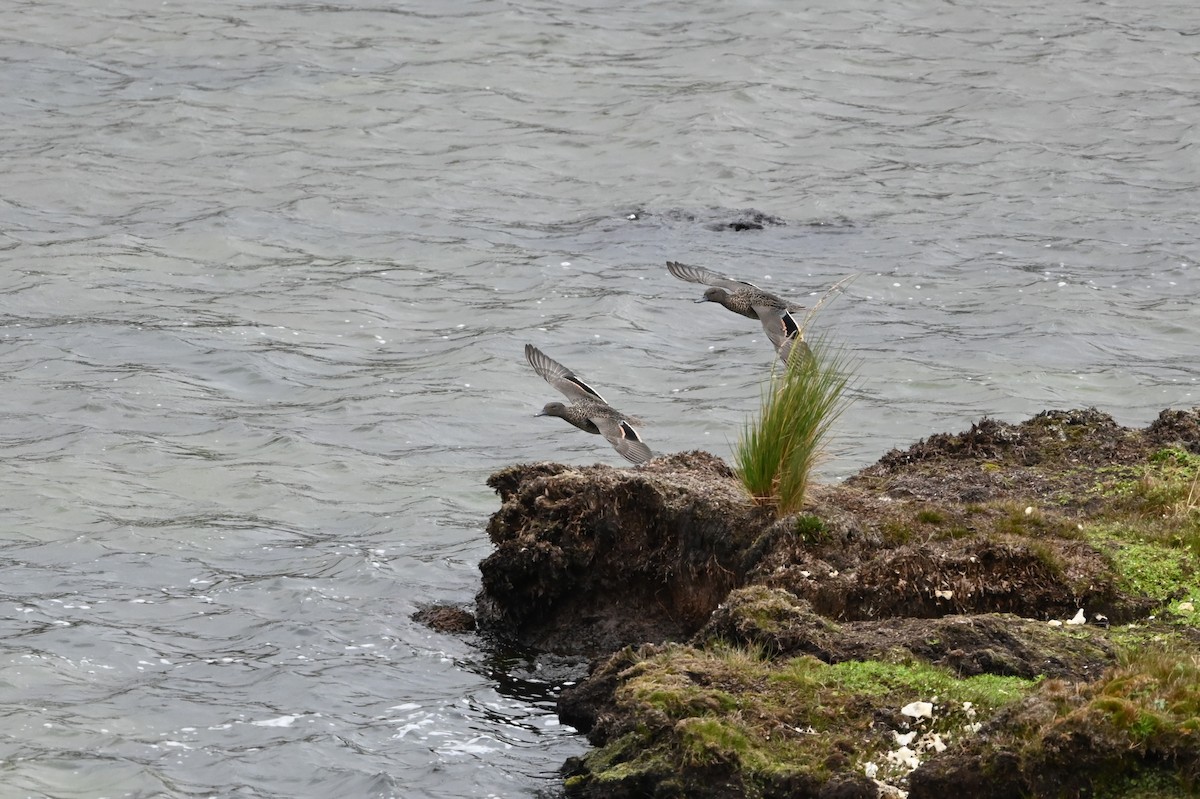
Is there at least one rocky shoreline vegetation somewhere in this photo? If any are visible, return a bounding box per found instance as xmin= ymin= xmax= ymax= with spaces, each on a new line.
xmin=418 ymin=407 xmax=1200 ymax=798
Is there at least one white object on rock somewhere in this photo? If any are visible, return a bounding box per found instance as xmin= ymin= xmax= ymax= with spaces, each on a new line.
xmin=876 ymin=783 xmax=909 ymax=799
xmin=1066 ymin=608 xmax=1086 ymax=625
xmin=863 ymin=761 xmax=878 ymax=779
xmin=901 ymin=701 xmax=933 ymax=719
xmin=920 ymin=732 xmax=947 ymax=753
xmin=1047 ymin=619 xmax=1063 ymax=627
xmin=886 ymin=745 xmax=920 ymax=771
xmin=894 ymin=730 xmax=917 ymax=746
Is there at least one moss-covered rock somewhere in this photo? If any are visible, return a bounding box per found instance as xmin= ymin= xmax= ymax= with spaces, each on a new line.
xmin=562 ymin=643 xmax=1036 ymax=798
xmin=450 ymin=407 xmax=1200 ymax=797
xmin=696 ymin=586 xmax=1116 ymax=680
xmin=910 ymin=646 xmax=1200 ymax=798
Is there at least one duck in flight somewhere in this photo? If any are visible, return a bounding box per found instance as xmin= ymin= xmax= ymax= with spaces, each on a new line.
xmin=525 ymin=344 xmax=652 ymax=464
xmin=666 ymin=260 xmax=810 ymax=364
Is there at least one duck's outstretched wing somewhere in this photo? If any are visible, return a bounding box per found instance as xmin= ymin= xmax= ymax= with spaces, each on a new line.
xmin=776 ymin=330 xmax=812 ymax=366
xmin=666 ymin=261 xmax=757 ymax=292
xmin=760 ymin=308 xmax=812 ymax=365
xmin=757 ymin=306 xmax=803 ymax=351
xmin=592 ymin=413 xmax=653 ymax=464
xmin=525 ymin=344 xmax=608 ymax=404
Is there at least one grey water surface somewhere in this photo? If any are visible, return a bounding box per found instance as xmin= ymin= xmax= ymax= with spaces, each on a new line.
xmin=2 ymin=0 xmax=1197 ymax=797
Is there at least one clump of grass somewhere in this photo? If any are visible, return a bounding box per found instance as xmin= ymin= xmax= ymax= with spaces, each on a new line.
xmin=916 ymin=508 xmax=946 ymax=525
xmin=793 ymin=515 xmax=827 ymax=544
xmin=881 ymin=520 xmax=914 ymax=545
xmin=735 ymin=336 xmax=854 ymax=515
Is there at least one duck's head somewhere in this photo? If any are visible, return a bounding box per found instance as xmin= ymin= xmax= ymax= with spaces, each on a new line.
xmin=696 ymin=287 xmax=729 ymax=304
xmin=536 ymin=401 xmax=569 ymax=419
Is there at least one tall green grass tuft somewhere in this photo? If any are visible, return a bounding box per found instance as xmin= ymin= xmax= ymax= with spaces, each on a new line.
xmin=734 ymin=336 xmax=854 ymax=515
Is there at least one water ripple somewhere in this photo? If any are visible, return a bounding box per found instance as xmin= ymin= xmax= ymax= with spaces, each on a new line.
xmin=2 ymin=0 xmax=1198 ymax=795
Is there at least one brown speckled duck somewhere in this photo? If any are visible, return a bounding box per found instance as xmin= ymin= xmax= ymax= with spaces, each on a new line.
xmin=666 ymin=260 xmax=811 ymax=363
xmin=525 ymin=344 xmax=652 ymax=465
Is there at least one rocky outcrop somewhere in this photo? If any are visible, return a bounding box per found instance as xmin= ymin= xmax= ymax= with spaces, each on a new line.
xmin=695 ymin=586 xmax=1116 ymax=680
xmin=476 ymin=451 xmax=774 ymax=654
xmin=422 ymin=407 xmax=1200 ymax=799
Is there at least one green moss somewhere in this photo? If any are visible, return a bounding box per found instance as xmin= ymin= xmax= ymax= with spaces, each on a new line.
xmin=1085 ymin=524 xmax=1200 ymax=618
xmin=575 ymin=731 xmax=650 ymax=776
xmin=631 ymin=682 xmax=740 ymax=718
xmin=1041 ymin=646 xmax=1200 ymax=786
xmin=574 ymin=644 xmax=1039 ymax=794
xmin=873 ymin=498 xmax=1092 ymax=551
xmin=810 ymin=659 xmax=1031 ymax=707
xmin=718 ymin=586 xmax=833 ymax=642
xmin=571 ymin=730 xmax=675 ymax=790
xmin=963 ymin=643 xmax=1200 ymax=797
xmin=677 ymin=717 xmax=755 ymax=767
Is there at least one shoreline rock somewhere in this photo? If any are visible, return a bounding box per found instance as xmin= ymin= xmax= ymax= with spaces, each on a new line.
xmin=476 ymin=451 xmax=773 ymax=654
xmin=423 ymin=407 xmax=1200 ymax=798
